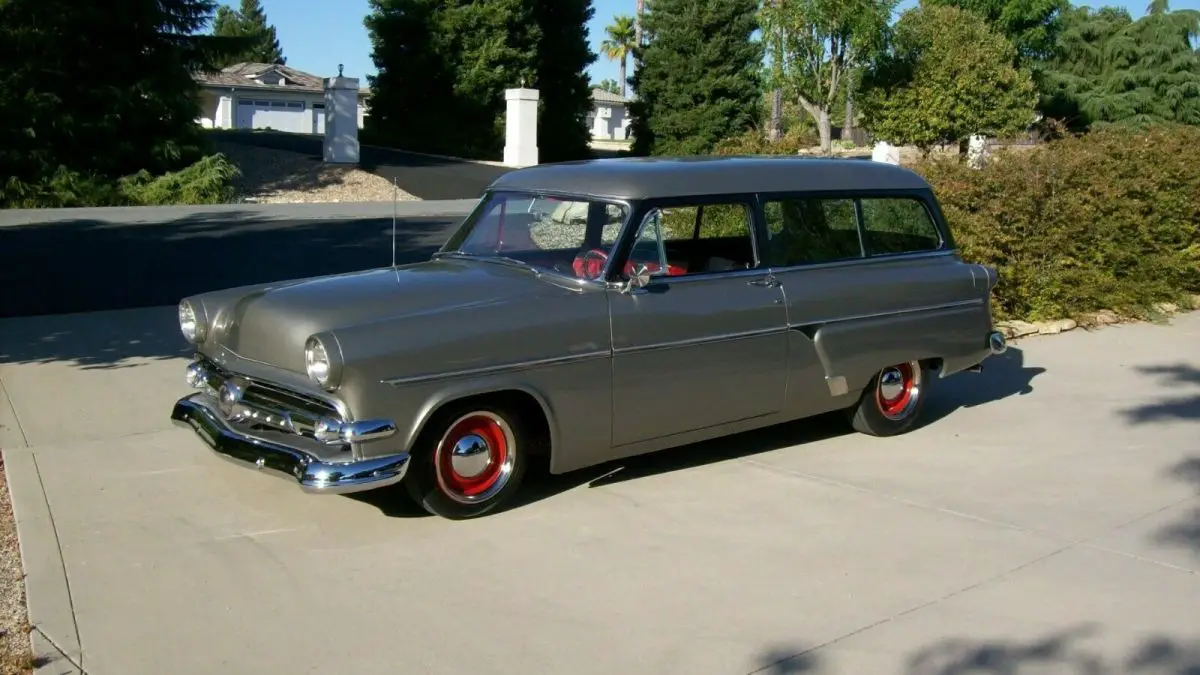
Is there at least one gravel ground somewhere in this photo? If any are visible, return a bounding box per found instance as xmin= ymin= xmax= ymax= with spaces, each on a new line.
xmin=0 ymin=457 xmax=33 ymax=675
xmin=213 ymin=140 xmax=420 ymax=204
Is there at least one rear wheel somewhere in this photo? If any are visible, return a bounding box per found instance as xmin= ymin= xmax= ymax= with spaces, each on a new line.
xmin=846 ymin=360 xmax=928 ymax=436
xmin=405 ymin=403 xmax=528 ymax=519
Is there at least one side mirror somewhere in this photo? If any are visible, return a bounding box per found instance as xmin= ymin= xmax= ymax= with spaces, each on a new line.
xmin=628 ymin=263 xmax=652 ymax=290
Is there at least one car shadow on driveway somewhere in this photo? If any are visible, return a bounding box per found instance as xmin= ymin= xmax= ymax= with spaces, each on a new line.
xmin=921 ymin=346 xmax=1045 ymax=425
xmin=352 ymin=347 xmax=1044 ymax=518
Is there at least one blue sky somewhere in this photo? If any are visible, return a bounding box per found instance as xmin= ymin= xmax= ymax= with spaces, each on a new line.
xmin=244 ymin=0 xmax=1198 ymax=86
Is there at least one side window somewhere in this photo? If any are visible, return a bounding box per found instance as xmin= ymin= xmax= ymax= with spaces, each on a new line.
xmin=761 ymin=198 xmax=862 ymax=267
xmin=627 ymin=202 xmax=756 ymax=277
xmin=859 ymin=197 xmax=942 ymax=255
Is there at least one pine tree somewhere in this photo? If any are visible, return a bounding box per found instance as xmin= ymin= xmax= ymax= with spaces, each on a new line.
xmin=628 ymin=0 xmax=763 ymax=155
xmin=531 ymin=0 xmax=597 ymax=162
xmin=0 ymin=0 xmax=243 ymax=191
xmin=365 ymin=0 xmax=596 ymax=161
xmin=210 ymin=0 xmax=285 ymax=66
xmin=237 ymin=0 xmax=285 ymax=64
xmin=363 ymin=0 xmax=461 ymax=154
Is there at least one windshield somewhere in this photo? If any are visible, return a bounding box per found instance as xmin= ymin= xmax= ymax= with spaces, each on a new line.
xmin=439 ymin=191 xmax=631 ymax=280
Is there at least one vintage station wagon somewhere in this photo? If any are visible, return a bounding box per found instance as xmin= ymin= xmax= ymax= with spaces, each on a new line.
xmin=170 ymin=156 xmax=1008 ymax=519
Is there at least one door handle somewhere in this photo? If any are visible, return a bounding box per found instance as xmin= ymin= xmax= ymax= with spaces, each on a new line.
xmin=748 ymin=275 xmax=781 ymax=288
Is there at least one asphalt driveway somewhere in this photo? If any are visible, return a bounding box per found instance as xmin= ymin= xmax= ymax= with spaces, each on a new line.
xmin=209 ymin=130 xmax=513 ymax=200
xmin=0 ymin=200 xmax=476 ymax=318
xmin=1 ymin=308 xmax=1197 ymax=674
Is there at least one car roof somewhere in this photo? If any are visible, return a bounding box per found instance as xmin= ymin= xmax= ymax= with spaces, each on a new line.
xmin=486 ymin=155 xmax=932 ymax=201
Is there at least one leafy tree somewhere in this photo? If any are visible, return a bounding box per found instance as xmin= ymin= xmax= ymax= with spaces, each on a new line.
xmin=923 ymin=0 xmax=1068 ymax=65
xmin=0 ymin=0 xmax=247 ymax=197
xmin=596 ymin=78 xmax=622 ymax=94
xmin=760 ymin=0 xmax=896 ymax=153
xmin=1040 ymin=0 xmax=1200 ymax=129
xmin=859 ymin=4 xmax=1039 ymax=154
xmin=627 ymin=0 xmax=762 ymax=156
xmin=210 ymin=0 xmax=285 ymax=66
xmin=601 ymin=14 xmax=636 ymax=97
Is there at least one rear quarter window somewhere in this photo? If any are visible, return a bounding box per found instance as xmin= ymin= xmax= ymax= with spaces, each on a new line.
xmin=859 ymin=197 xmax=943 ymax=256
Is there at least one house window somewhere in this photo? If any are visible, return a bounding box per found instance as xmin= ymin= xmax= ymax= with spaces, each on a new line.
xmin=286 ymin=102 xmax=304 ymax=109
xmin=270 ymin=101 xmax=287 ymax=108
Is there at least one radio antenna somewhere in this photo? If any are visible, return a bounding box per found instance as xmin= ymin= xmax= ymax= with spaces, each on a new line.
xmin=391 ymin=177 xmax=398 ymax=268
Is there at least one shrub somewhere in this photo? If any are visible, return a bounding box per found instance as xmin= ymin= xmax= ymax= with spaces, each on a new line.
xmin=119 ymin=153 xmax=240 ymax=206
xmin=913 ymin=124 xmax=1200 ymax=322
xmin=1 ymin=154 xmax=239 ymax=209
xmin=713 ymin=127 xmax=819 ymax=156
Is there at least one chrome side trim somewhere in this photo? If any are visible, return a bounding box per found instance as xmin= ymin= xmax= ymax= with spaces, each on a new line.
xmin=381 ymin=349 xmax=611 ymax=387
xmin=171 ymin=394 xmax=409 ymax=495
xmin=613 ymin=326 xmax=786 ymax=355
xmin=788 ymin=298 xmax=984 ymax=330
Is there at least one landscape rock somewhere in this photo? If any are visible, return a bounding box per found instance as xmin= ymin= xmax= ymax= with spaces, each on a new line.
xmin=1037 ymin=318 xmax=1078 ymax=335
xmin=1089 ymin=309 xmax=1121 ymax=325
xmin=997 ymin=320 xmax=1039 ymax=338
xmin=1152 ymin=302 xmax=1179 ymax=314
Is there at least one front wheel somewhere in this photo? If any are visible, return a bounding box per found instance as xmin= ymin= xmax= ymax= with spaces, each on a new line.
xmin=846 ymin=360 xmax=928 ymax=436
xmin=404 ymin=403 xmax=528 ymax=519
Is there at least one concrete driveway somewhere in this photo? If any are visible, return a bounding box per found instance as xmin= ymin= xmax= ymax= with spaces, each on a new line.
xmin=1 ymin=307 xmax=1197 ymax=675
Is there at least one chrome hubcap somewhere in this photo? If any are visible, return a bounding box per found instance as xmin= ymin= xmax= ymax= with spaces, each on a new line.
xmin=875 ymin=361 xmax=922 ymax=421
xmin=449 ymin=433 xmax=491 ymax=478
xmin=878 ymin=368 xmax=905 ymax=400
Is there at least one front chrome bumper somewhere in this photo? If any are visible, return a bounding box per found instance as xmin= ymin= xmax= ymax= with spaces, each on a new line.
xmin=171 ymin=394 xmax=410 ymax=494
xmin=171 ymin=355 xmax=409 ymax=494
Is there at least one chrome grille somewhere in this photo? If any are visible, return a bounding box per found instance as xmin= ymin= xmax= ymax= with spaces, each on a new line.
xmin=191 ymin=357 xmax=343 ymax=439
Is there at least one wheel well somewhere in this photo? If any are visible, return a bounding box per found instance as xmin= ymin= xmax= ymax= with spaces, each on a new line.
xmin=921 ymin=357 xmax=944 ymax=375
xmin=423 ymin=390 xmax=552 ymax=458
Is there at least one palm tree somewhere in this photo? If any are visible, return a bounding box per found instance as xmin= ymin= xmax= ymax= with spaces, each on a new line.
xmin=636 ymin=0 xmax=645 ymax=47
xmin=601 ymin=14 xmax=637 ymax=97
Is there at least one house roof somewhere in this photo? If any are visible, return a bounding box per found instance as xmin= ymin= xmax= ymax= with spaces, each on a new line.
xmin=591 ymin=87 xmax=629 ymax=104
xmin=194 ymin=62 xmax=372 ymax=95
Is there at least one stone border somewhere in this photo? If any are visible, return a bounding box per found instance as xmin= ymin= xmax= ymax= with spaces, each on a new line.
xmin=996 ymin=297 xmax=1200 ymax=341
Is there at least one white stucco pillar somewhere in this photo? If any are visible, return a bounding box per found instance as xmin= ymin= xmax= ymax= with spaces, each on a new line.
xmin=323 ymin=74 xmax=360 ymax=164
xmin=217 ymin=94 xmax=234 ymax=129
xmin=504 ymin=87 xmax=539 ymax=167
xmin=967 ymin=134 xmax=990 ymax=169
xmin=872 ymin=141 xmax=900 ymax=165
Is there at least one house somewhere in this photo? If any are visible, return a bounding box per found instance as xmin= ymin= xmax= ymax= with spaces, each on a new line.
xmin=194 ymin=63 xmax=371 ymax=135
xmin=587 ymin=88 xmax=631 ymax=141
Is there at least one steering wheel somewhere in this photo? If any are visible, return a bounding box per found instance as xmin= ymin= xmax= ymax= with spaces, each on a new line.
xmin=572 ymin=248 xmax=610 ymax=280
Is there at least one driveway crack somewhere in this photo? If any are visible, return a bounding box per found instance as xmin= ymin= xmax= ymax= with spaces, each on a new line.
xmin=30 ymin=452 xmax=85 ymax=673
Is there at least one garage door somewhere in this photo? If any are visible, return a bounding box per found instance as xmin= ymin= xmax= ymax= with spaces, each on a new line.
xmin=234 ymin=99 xmax=309 ymax=133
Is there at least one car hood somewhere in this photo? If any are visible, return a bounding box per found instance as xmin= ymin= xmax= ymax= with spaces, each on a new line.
xmin=197 ymin=258 xmax=561 ymax=374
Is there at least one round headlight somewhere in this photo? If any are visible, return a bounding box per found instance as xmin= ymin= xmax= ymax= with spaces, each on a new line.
xmin=179 ymin=300 xmax=201 ymax=343
xmin=305 ymin=337 xmax=332 ymax=385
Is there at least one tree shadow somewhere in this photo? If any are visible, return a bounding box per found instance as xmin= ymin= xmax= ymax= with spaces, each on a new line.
xmin=0 ymin=209 xmax=464 ymax=320
xmin=900 ymin=625 xmax=1200 ymax=675
xmin=1157 ymin=457 xmax=1200 ymax=557
xmin=917 ymin=347 xmax=1045 ymax=424
xmin=1119 ymin=364 xmax=1200 ymax=425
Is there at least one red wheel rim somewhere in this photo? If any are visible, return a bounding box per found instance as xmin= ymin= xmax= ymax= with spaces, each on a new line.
xmin=434 ymin=412 xmax=515 ymax=503
xmin=876 ymin=362 xmax=921 ymax=420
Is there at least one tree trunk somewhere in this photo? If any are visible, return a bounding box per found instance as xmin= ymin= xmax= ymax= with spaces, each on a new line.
xmin=635 ymin=0 xmax=645 ymax=46
xmin=769 ymin=89 xmax=783 ymax=141
xmin=817 ymin=108 xmax=832 ymax=154
xmin=844 ymin=89 xmax=854 ymax=146
xmin=619 ymin=58 xmax=627 ymax=98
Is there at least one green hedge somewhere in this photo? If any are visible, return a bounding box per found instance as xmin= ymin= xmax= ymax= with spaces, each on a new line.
xmin=911 ymin=125 xmax=1200 ymax=322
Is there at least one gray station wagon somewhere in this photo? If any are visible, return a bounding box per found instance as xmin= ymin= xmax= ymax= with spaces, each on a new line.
xmin=170 ymin=156 xmax=1008 ymax=519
